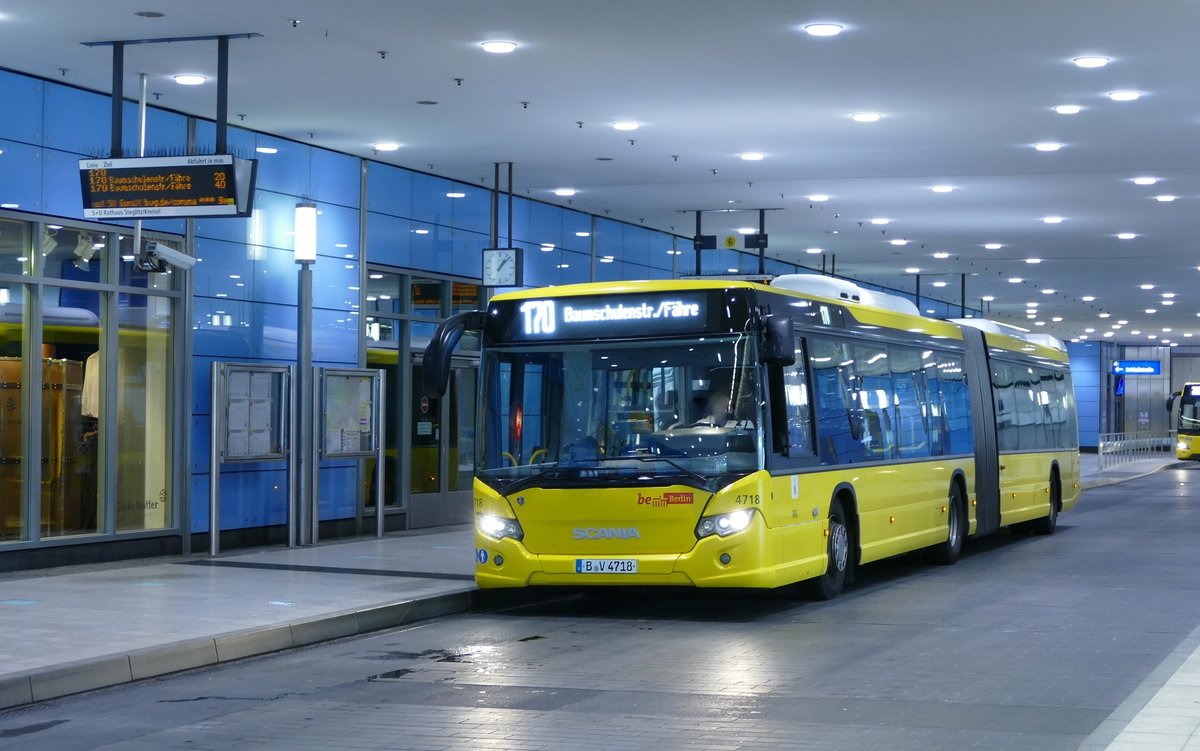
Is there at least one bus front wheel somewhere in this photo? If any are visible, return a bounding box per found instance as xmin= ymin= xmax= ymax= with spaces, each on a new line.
xmin=804 ymin=499 xmax=849 ymax=601
xmin=928 ymin=483 xmax=966 ymax=565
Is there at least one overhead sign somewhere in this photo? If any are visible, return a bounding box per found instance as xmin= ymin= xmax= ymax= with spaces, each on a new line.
xmin=1111 ymin=360 xmax=1161 ymax=375
xmin=511 ymin=294 xmax=709 ymax=340
xmin=79 ymin=154 xmax=256 ymax=218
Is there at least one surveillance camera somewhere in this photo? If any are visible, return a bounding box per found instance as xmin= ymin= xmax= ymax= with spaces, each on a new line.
xmin=139 ymin=242 xmax=196 ymax=271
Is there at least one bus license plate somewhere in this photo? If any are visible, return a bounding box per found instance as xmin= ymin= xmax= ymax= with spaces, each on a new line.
xmin=575 ymin=558 xmax=638 ymax=574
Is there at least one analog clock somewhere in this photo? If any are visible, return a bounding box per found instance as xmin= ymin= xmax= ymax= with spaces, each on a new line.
xmin=482 ymin=247 xmax=522 ymax=287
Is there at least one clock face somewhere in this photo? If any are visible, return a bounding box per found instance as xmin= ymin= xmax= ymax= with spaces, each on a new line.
xmin=483 ymin=248 xmax=519 ymax=286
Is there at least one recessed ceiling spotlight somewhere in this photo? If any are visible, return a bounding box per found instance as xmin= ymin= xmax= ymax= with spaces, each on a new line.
xmin=807 ymin=194 xmax=830 ymax=202
xmin=1099 ymin=312 xmax=1111 ymax=318
xmin=1163 ymin=292 xmax=1176 ymax=298
xmin=905 ymin=267 xmax=920 ymax=273
xmin=553 ymin=188 xmax=576 ymax=196
xmin=1034 ymin=142 xmax=1063 ymax=152
xmin=1054 ymin=104 xmax=1083 ymax=115
xmin=612 ymin=121 xmax=640 ymax=131
xmin=739 ymin=152 xmax=765 ymax=161
xmin=1140 ymin=283 xmax=1155 ymax=290
xmin=480 ymin=41 xmax=517 ymax=54
xmin=804 ymin=23 xmax=844 ymax=37
xmin=1027 ymin=314 xmax=1038 ymax=319
xmin=983 ymin=243 xmax=1003 ymax=250
xmin=932 ymin=281 xmax=948 ymax=287
xmin=1072 ymin=56 xmax=1110 ymax=68
xmin=1042 ymin=288 xmax=1055 ymax=294
xmin=1026 ymin=258 xmax=1042 ymax=264
xmin=851 ymin=112 xmax=882 ymax=122
xmin=1155 ymin=195 xmax=1177 ymax=202
xmin=982 ymin=295 xmax=995 ymax=301
xmin=1131 ymin=330 xmax=1141 ymax=335
xmin=1116 ymin=232 xmax=1137 ymax=240
xmin=1026 ymin=302 xmax=1039 ymax=308
xmin=1043 ymin=216 xmax=1065 ymax=224
xmin=930 ymin=184 xmax=954 ymax=193
xmin=173 ymin=74 xmax=206 ymax=86
xmin=1108 ymin=90 xmax=1142 ymax=102
xmin=1146 ymin=309 xmax=1157 ymax=314
xmin=1085 ymin=328 xmax=1095 ymax=333
xmin=890 ymin=239 xmax=909 ymax=246
xmin=373 ymin=142 xmax=400 ymax=152
xmin=869 ymin=217 xmax=890 ymax=225
xmin=1008 ymin=277 xmax=1023 ymax=283
xmin=1053 ymin=317 xmax=1063 ymax=322
xmin=1133 ymin=176 xmax=1159 ymax=185
xmin=1163 ymin=300 xmax=1175 ymax=306
xmin=1118 ymin=320 xmax=1128 ymax=325
xmin=1036 ymin=321 xmax=1047 ymax=327
xmin=933 ymin=251 xmax=950 ymax=259
xmin=737 ymin=227 xmax=757 ymax=234
xmin=806 ymin=247 xmax=824 ymax=254
xmin=1082 ymin=296 xmax=1096 ymax=302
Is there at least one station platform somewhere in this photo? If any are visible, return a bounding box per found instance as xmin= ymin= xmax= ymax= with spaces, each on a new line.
xmin=0 ymin=453 xmax=1188 ymax=749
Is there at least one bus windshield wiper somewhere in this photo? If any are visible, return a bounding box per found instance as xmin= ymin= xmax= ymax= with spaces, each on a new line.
xmin=632 ymin=455 xmax=715 ymax=490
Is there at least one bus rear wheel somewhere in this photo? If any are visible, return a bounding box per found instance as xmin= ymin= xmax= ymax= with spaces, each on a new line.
xmin=1032 ymin=472 xmax=1060 ymax=535
xmin=804 ymin=498 xmax=849 ymax=601
xmin=928 ymin=483 xmax=966 ymax=565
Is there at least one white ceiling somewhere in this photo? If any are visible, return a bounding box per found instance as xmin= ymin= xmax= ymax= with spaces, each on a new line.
xmin=2 ymin=0 xmax=1199 ymax=346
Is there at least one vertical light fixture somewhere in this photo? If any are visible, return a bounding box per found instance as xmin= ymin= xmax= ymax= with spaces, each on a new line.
xmin=294 ymin=201 xmax=317 ymax=544
xmin=294 ymin=202 xmax=317 ymax=262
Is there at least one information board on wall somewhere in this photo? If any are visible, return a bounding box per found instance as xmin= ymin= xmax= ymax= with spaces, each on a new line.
xmin=222 ymin=365 xmax=287 ymax=462
xmin=321 ymin=369 xmax=380 ymax=458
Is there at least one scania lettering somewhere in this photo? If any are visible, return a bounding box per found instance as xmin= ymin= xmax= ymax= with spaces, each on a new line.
xmin=423 ymin=277 xmax=1080 ymax=598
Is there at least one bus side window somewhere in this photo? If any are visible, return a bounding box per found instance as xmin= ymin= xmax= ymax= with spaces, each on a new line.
xmin=777 ymin=337 xmax=814 ymax=457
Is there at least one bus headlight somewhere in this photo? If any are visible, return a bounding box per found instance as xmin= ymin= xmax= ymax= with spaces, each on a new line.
xmin=696 ymin=508 xmax=755 ymax=539
xmin=478 ymin=514 xmax=524 ymax=541
xmin=1179 ymin=441 xmax=1189 ymax=452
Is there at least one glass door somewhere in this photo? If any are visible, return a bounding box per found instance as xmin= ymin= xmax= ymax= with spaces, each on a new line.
xmin=407 ymin=356 xmax=476 ymax=528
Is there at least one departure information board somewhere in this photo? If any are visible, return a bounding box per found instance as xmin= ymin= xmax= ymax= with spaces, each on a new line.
xmin=79 ymin=154 xmax=255 ymax=219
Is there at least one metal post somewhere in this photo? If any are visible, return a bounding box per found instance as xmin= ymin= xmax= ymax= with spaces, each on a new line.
xmin=694 ymin=211 xmax=702 ymax=276
xmin=311 ymin=369 xmax=321 ymax=545
xmin=375 ymin=370 xmax=385 ymax=538
xmin=209 ymin=362 xmax=222 ymax=556
xmin=757 ymin=208 xmax=766 ymax=275
xmin=915 ymin=274 xmax=921 ymax=311
xmin=110 ymin=42 xmax=124 ymax=158
xmin=296 ymin=262 xmax=313 ymax=545
xmin=960 ymin=273 xmax=967 ymax=317
xmin=287 ymin=365 xmax=297 ymax=547
xmin=216 ymin=36 xmax=229 ymax=154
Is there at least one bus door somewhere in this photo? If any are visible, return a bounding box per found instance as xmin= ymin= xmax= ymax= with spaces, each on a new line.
xmin=961 ymin=327 xmax=1000 ymax=535
xmin=408 ymin=354 xmax=477 ymax=528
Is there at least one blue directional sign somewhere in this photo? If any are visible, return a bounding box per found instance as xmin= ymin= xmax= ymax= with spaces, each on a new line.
xmin=1112 ymin=360 xmax=1161 ymax=375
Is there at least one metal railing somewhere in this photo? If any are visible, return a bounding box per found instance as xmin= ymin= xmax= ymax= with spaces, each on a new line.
xmin=1096 ymin=430 xmax=1176 ymax=470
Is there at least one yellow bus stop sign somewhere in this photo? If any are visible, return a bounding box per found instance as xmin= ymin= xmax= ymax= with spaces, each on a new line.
xmin=723 ymin=234 xmax=739 ymax=249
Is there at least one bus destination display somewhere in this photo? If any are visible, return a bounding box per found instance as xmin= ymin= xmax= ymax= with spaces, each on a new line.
xmin=79 ymin=155 xmax=255 ymax=219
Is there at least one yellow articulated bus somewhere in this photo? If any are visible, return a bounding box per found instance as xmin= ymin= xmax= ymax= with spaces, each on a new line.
xmin=1168 ymin=383 xmax=1200 ymax=460
xmin=422 ymin=275 xmax=1080 ymax=599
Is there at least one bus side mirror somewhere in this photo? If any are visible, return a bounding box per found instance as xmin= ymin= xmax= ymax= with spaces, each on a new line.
xmin=761 ymin=314 xmax=795 ymax=365
xmin=1167 ymin=391 xmax=1181 ymax=412
xmin=421 ymin=310 xmax=486 ymax=398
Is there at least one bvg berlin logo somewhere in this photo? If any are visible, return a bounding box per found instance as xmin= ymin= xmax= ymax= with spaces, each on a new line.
xmin=520 ymin=299 xmax=556 ymax=335
xmin=637 ymin=492 xmax=694 ymax=507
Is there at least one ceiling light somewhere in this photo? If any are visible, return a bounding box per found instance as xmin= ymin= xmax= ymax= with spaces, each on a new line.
xmin=553 ymin=188 xmax=576 ymax=196
xmin=1131 ymin=330 xmax=1141 ymax=335
xmin=1036 ymin=322 xmax=1047 ymax=327
xmin=1043 ymin=216 xmax=1064 ymax=224
xmin=1155 ymin=195 xmax=1177 ymax=202
xmin=255 ymin=146 xmax=278 ymax=154
xmin=737 ymin=227 xmax=756 ymax=234
xmin=1008 ymin=277 xmax=1023 ymax=283
xmin=1054 ymin=105 xmax=1083 ymax=115
xmin=1027 ymin=314 xmax=1038 ymax=319
xmin=1085 ymin=328 xmax=1095 ymax=333
xmin=981 ymin=295 xmax=995 ymax=302
xmin=373 ymin=142 xmax=400 ymax=152
xmin=933 ymin=251 xmax=950 ymax=259
xmin=804 ymin=23 xmax=844 ymax=37
xmin=612 ymin=121 xmax=640 ymax=131
xmin=413 ymin=228 xmax=430 ymax=234
xmin=1034 ymin=142 xmax=1063 ymax=152
xmin=1132 ymin=176 xmax=1159 ymax=185
xmin=1026 ymin=257 xmax=1042 ymax=264
xmin=1163 ymin=292 xmax=1176 ymax=298
xmin=1099 ymin=312 xmax=1111 ymax=318
xmin=480 ymin=41 xmax=517 ymax=54
xmin=1053 ymin=317 xmax=1063 ymax=322
xmin=1082 ymin=296 xmax=1096 ymax=302
xmin=890 ymin=239 xmax=909 ymax=246
xmin=576 ymin=231 xmax=591 ymax=237
xmin=1116 ymin=232 xmax=1137 ymax=240
xmin=869 ymin=217 xmax=890 ymax=225
xmin=1163 ymin=327 xmax=1173 ymax=333
xmin=983 ymin=243 xmax=1003 ymax=250
xmin=1140 ymin=283 xmax=1155 ymax=289
xmin=932 ymin=281 xmax=947 ymax=287
xmin=1163 ymin=300 xmax=1175 ymax=306
xmin=1042 ymin=288 xmax=1055 ymax=294
xmin=173 ymin=74 xmax=206 ymax=85
xmin=905 ymin=267 xmax=920 ymax=273
xmin=446 ymin=192 xmax=466 ymax=198
xmin=739 ymin=152 xmax=765 ymax=161
xmin=1026 ymin=302 xmax=1039 ymax=308
xmin=1073 ymin=56 xmax=1110 ymax=68
xmin=931 ymin=184 xmax=954 ymax=193
xmin=1108 ymin=90 xmax=1141 ymax=102
xmin=1118 ymin=320 xmax=1128 ymax=324
xmin=806 ymin=247 xmax=823 ymax=254
xmin=851 ymin=112 xmax=882 ymax=122
xmin=807 ymin=194 xmax=830 ymax=202
xmin=1146 ymin=309 xmax=1157 ymax=314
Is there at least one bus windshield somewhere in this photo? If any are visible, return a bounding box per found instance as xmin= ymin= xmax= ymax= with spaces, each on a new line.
xmin=477 ymin=334 xmax=763 ymax=493
xmin=1179 ymin=387 xmax=1200 ymax=436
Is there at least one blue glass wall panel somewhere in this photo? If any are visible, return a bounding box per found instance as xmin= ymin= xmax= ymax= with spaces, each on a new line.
xmin=311 ymin=147 xmax=361 ymax=209
xmin=44 ymin=84 xmax=109 ymax=156
xmin=191 ymin=120 xmax=256 ymax=159
xmin=310 ymin=307 xmax=359 ymax=364
xmin=255 ymin=141 xmax=311 ymax=195
xmin=0 ymin=72 xmax=43 ymax=142
xmin=317 ymin=465 xmax=358 ymax=520
xmin=411 ymin=173 xmax=457 ymax=225
xmin=316 ymin=202 xmax=359 ymax=258
xmin=452 ymin=228 xmax=489 ymax=274
xmin=365 ymin=161 xmax=412 ymax=216
xmin=0 ymin=140 xmax=42 ymax=211
xmin=365 ymin=212 xmax=413 ymax=266
xmin=313 ymin=259 xmax=360 ymax=311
